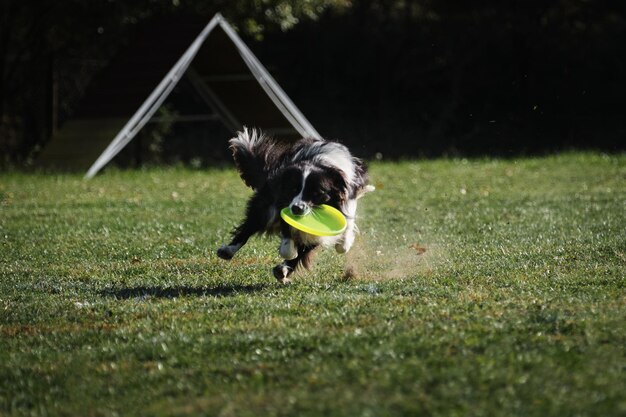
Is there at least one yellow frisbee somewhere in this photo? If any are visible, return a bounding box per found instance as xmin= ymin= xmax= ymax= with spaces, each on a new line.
xmin=280 ymin=204 xmax=347 ymax=236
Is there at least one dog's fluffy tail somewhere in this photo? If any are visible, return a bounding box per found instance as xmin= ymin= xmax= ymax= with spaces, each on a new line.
xmin=229 ymin=127 xmax=284 ymax=190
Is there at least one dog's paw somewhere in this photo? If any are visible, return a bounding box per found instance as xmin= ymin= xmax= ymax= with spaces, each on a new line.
xmin=335 ymin=234 xmax=354 ymax=254
xmin=216 ymin=244 xmax=240 ymax=260
xmin=273 ymin=264 xmax=293 ymax=283
xmin=335 ymin=242 xmax=348 ymax=254
xmin=279 ymin=238 xmax=298 ymax=260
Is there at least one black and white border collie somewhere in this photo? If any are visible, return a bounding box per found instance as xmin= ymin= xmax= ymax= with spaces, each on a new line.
xmin=217 ymin=128 xmax=374 ymax=283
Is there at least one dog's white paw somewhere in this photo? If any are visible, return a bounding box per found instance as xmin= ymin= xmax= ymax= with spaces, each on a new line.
xmin=335 ymin=234 xmax=355 ymax=254
xmin=335 ymin=243 xmax=348 ymax=254
xmin=279 ymin=238 xmax=298 ymax=260
xmin=272 ymin=264 xmax=293 ymax=284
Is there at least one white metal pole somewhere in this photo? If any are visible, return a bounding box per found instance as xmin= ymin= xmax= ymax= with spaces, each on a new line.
xmin=217 ymin=19 xmax=322 ymax=140
xmin=85 ymin=14 xmax=223 ymax=178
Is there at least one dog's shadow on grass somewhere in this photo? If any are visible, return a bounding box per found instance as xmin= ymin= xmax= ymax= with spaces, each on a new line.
xmin=100 ymin=282 xmax=268 ymax=300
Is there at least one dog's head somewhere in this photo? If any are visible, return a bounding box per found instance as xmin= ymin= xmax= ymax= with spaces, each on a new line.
xmin=274 ymin=164 xmax=347 ymax=216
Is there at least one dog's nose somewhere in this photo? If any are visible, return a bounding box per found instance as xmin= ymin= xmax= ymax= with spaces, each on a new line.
xmin=291 ymin=202 xmax=306 ymax=215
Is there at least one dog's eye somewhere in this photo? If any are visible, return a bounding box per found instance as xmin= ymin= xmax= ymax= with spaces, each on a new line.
xmin=290 ymin=182 xmax=301 ymax=194
xmin=282 ymin=176 xmax=301 ymax=194
xmin=283 ymin=184 xmax=300 ymax=197
xmin=313 ymin=191 xmax=330 ymax=202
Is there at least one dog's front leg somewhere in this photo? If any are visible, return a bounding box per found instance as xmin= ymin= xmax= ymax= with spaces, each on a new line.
xmin=278 ymin=222 xmax=298 ymax=260
xmin=336 ymin=199 xmax=357 ymax=254
xmin=272 ymin=244 xmax=318 ymax=284
xmin=217 ymin=192 xmax=274 ymax=260
xmin=279 ymin=238 xmax=298 ymax=260
xmin=216 ymin=229 xmax=249 ymax=260
xmin=336 ymin=186 xmax=374 ymax=254
xmin=273 ymin=244 xmax=318 ymax=284
xmin=217 ymin=215 xmax=264 ymax=260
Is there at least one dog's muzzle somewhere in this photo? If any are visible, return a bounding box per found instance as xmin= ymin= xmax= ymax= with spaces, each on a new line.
xmin=290 ymin=201 xmax=309 ymax=216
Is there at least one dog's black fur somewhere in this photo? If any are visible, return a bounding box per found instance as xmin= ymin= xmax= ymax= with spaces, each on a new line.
xmin=217 ymin=128 xmax=373 ymax=282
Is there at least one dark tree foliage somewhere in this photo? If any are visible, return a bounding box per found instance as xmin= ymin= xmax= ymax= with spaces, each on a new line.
xmin=1 ymin=0 xmax=624 ymax=165
xmin=0 ymin=0 xmax=348 ymax=165
xmin=259 ymin=0 xmax=626 ymax=157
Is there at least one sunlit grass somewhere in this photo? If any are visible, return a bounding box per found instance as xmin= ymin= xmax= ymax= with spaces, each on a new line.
xmin=1 ymin=153 xmax=625 ymax=416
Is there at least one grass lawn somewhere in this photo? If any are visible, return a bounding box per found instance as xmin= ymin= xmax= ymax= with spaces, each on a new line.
xmin=1 ymin=152 xmax=625 ymax=416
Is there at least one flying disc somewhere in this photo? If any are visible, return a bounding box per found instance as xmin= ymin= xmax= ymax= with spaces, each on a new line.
xmin=280 ymin=204 xmax=347 ymax=236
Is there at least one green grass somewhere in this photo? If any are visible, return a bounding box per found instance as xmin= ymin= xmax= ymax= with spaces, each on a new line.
xmin=1 ymin=152 xmax=625 ymax=416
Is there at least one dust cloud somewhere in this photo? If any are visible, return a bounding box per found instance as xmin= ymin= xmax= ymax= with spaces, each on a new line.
xmin=342 ymin=233 xmax=441 ymax=281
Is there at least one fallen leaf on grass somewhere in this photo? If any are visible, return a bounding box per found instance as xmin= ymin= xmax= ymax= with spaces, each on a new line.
xmin=409 ymin=243 xmax=427 ymax=255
